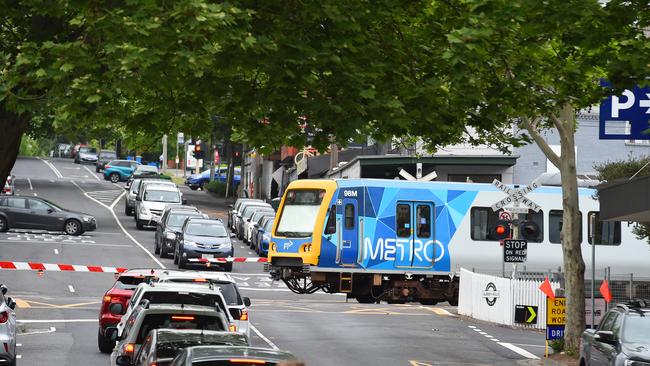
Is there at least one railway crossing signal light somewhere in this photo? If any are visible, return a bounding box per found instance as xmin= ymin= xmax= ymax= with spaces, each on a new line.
xmin=519 ymin=220 xmax=540 ymax=240
xmin=193 ymin=140 xmax=205 ymax=159
xmin=493 ymin=220 xmax=511 ymax=240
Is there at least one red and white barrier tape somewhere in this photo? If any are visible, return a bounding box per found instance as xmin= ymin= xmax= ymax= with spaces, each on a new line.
xmin=189 ymin=257 xmax=268 ymax=263
xmin=0 ymin=261 xmax=127 ymax=273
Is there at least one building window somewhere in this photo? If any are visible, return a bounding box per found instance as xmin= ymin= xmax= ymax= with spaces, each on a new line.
xmin=588 ymin=212 xmax=621 ymax=246
xmin=549 ymin=210 xmax=583 ymax=244
xmin=396 ymin=204 xmax=411 ymax=238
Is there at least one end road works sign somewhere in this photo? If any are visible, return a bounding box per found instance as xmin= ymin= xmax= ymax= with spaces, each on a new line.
xmin=546 ymin=297 xmax=566 ymax=340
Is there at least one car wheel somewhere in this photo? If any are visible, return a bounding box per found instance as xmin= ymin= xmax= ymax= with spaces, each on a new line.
xmin=419 ymin=299 xmax=438 ymax=306
xmin=97 ymin=328 xmax=114 ymax=354
xmin=136 ymin=220 xmax=144 ymax=230
xmin=0 ymin=216 xmax=8 ymax=232
xmin=64 ymin=219 xmax=82 ymax=236
xmin=154 ymin=239 xmax=160 ymax=254
xmin=173 ymin=247 xmax=179 ymax=264
xmin=95 ymin=166 xmax=100 ymax=173
xmin=190 ymin=186 xmax=198 ymax=191
xmin=355 ymin=294 xmax=375 ymax=304
xmin=178 ymin=255 xmax=187 ymax=269
xmin=109 ymin=173 xmax=120 ymax=183
xmin=124 ymin=205 xmax=130 ymax=216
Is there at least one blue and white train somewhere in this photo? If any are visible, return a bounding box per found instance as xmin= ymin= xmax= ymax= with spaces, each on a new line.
xmin=267 ymin=179 xmax=649 ymax=304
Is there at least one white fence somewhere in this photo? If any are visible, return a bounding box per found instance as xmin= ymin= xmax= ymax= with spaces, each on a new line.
xmin=458 ymin=268 xmax=560 ymax=330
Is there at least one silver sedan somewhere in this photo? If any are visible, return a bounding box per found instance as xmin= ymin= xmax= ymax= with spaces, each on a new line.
xmin=0 ymin=284 xmax=17 ymax=366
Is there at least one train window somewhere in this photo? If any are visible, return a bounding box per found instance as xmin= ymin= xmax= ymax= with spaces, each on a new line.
xmin=549 ymin=210 xmax=582 ymax=244
xmin=325 ymin=205 xmax=336 ymax=234
xmin=396 ymin=204 xmax=411 ymax=238
xmin=345 ymin=204 xmax=355 ymax=229
xmin=470 ymin=207 xmax=544 ymax=242
xmin=588 ymin=212 xmax=621 ymax=246
xmin=416 ymin=205 xmax=431 ymax=238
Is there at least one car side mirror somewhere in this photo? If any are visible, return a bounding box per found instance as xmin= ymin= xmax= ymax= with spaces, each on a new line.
xmin=47 ymin=208 xmax=55 ymax=214
xmin=105 ymin=327 xmax=119 ymax=342
xmin=6 ymin=297 xmax=15 ymax=310
xmin=109 ymin=303 xmax=125 ymax=315
xmin=595 ymin=330 xmax=617 ymax=345
xmin=243 ymin=297 xmax=251 ymax=307
xmin=136 ymin=196 xmax=142 ymax=201
xmin=0 ymin=284 xmax=7 ymax=295
xmin=115 ymin=356 xmax=131 ymax=366
xmin=230 ymin=233 xmax=236 ymax=238
xmin=182 ymin=199 xmax=187 ymax=205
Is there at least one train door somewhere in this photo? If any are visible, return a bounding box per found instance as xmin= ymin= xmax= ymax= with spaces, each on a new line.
xmin=395 ymin=201 xmax=435 ymax=268
xmin=339 ymin=198 xmax=359 ymax=265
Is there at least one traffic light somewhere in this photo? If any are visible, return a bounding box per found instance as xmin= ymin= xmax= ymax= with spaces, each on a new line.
xmin=193 ymin=140 xmax=205 ymax=159
xmin=519 ymin=220 xmax=540 ymax=240
xmin=493 ymin=220 xmax=511 ymax=240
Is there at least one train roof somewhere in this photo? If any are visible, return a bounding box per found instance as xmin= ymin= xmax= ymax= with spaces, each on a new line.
xmin=295 ymin=178 xmax=596 ymax=196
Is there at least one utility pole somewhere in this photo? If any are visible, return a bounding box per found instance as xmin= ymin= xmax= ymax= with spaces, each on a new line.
xmin=161 ymin=134 xmax=167 ymax=174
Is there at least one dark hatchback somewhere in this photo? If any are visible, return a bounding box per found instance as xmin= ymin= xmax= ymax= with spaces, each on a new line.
xmin=170 ymin=346 xmax=296 ymax=366
xmin=580 ymin=300 xmax=650 ymax=366
xmin=0 ymin=196 xmax=96 ymax=235
xmin=155 ymin=207 xmax=204 ymax=258
xmin=173 ymin=218 xmax=233 ymax=271
xmin=129 ymin=329 xmax=249 ymax=366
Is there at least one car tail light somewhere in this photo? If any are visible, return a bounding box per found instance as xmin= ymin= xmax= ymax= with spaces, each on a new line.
xmin=105 ymin=165 xmax=112 ymax=169
xmin=124 ymin=343 xmax=135 ymax=354
xmin=240 ymin=310 xmax=249 ymax=321
xmin=171 ymin=315 xmax=195 ymax=321
xmin=229 ymin=324 xmax=237 ymax=332
xmin=193 ymin=278 xmax=208 ymax=282
xmin=230 ymin=359 xmax=265 ymax=364
xmin=0 ymin=312 xmax=8 ymax=323
xmin=103 ymin=295 xmax=112 ymax=302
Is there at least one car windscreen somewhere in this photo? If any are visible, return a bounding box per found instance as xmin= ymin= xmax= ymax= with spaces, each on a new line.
xmin=185 ymin=223 xmax=227 ymax=237
xmin=114 ymin=276 xmax=153 ymax=290
xmin=156 ymin=337 xmax=247 ymax=359
xmin=275 ymin=189 xmax=325 ymax=238
xmin=79 ymin=147 xmax=97 ymax=153
xmin=137 ymin=166 xmax=159 ymax=173
xmin=623 ymin=314 xmax=650 ymax=343
xmin=137 ymin=314 xmax=224 ymax=343
xmin=163 ymin=280 xmax=242 ymax=305
xmin=263 ymin=220 xmax=275 ymax=231
xmin=144 ymin=190 xmax=180 ymax=203
xmin=167 ymin=213 xmax=202 ymax=228
xmin=102 ymin=152 xmax=117 ymax=159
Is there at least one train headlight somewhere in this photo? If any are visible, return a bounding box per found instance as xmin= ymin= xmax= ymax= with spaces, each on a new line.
xmin=302 ymin=244 xmax=312 ymax=252
xmin=271 ymin=243 xmax=276 ymax=251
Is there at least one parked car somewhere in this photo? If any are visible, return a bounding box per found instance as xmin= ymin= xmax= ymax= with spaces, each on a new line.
xmin=246 ymin=211 xmax=274 ymax=245
xmin=227 ymin=199 xmax=262 ymax=230
xmin=154 ymin=206 xmax=204 ymax=257
xmin=96 ymin=150 xmax=118 ymax=172
xmin=0 ymin=284 xmax=17 ymax=366
xmin=104 ymin=160 xmax=140 ymax=183
xmin=239 ymin=205 xmax=274 ymax=242
xmin=98 ymin=269 xmax=161 ymax=353
xmin=70 ymin=143 xmax=86 ymax=159
xmin=255 ymin=219 xmax=274 ymax=256
xmin=169 ymin=346 xmax=296 ymax=366
xmin=185 ymin=169 xmax=241 ymax=191
xmin=2 ymin=175 xmax=14 ymax=196
xmin=125 ymin=178 xmax=175 ymax=216
xmin=74 ymin=146 xmax=99 ymax=164
xmin=173 ymin=218 xmax=233 ymax=271
xmin=155 ymin=270 xmax=252 ymax=338
xmin=580 ymin=300 xmax=650 ymax=366
xmin=0 ymin=196 xmax=96 ymax=235
xmin=108 ymin=303 xmax=230 ymax=366
xmin=130 ymin=329 xmax=249 ymax=366
xmin=56 ymin=143 xmax=72 ymax=158
xmin=135 ymin=184 xmax=184 ymax=229
xmin=134 ymin=165 xmax=159 ymax=175
xmin=233 ymin=202 xmax=271 ymax=238
xmin=115 ymin=282 xmax=234 ymax=337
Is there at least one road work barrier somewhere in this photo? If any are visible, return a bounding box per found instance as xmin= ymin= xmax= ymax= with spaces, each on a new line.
xmin=0 ymin=261 xmax=128 ymax=273
xmin=458 ymin=268 xmax=559 ymax=330
xmin=189 ymin=257 xmax=268 ymax=264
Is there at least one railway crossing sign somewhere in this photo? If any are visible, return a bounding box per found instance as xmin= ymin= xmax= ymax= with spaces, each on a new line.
xmin=504 ymin=239 xmax=527 ymax=263
xmin=490 ymin=179 xmax=542 ymax=213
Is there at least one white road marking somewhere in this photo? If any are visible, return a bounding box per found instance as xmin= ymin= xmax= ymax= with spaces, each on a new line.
xmin=0 ymin=240 xmax=129 ymax=247
xmin=479 ymin=331 xmax=487 ymax=335
xmin=38 ymin=158 xmax=63 ymax=178
xmin=250 ymin=324 xmax=279 ymax=350
xmin=68 ymin=285 xmax=75 ymax=293
xmin=468 ymin=326 xmax=476 ymax=328
xmin=33 ymin=193 xmax=37 ymax=196
xmin=19 ymin=327 xmax=56 ymax=336
xmin=83 ymin=165 xmax=101 ymax=181
xmin=18 ymin=319 xmax=97 ymax=323
xmin=491 ymin=338 xmax=500 ymax=342
xmin=27 ymin=178 xmax=33 ymax=190
xmin=510 ymin=343 xmax=546 ymax=348
xmin=16 ymin=355 xmax=21 ymax=359
xmin=54 ymin=249 xmax=59 ymax=254
xmin=71 ymin=181 xmax=165 ymax=268
xmin=248 ymin=251 xmax=253 ymax=255
xmin=498 ymin=342 xmax=540 ymax=359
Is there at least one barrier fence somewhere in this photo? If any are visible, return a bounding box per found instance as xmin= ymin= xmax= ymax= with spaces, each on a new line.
xmin=459 ymin=268 xmax=560 ymax=330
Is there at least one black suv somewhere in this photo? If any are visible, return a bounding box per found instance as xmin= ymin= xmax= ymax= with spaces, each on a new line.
xmin=580 ymin=300 xmax=650 ymax=366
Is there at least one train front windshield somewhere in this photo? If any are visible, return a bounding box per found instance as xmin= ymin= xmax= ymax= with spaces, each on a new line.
xmin=275 ymin=189 xmax=325 ymax=238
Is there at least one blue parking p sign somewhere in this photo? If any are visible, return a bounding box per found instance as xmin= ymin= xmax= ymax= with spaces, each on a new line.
xmin=599 ymin=85 xmax=650 ymax=140
xmin=546 ymin=325 xmax=565 ymax=341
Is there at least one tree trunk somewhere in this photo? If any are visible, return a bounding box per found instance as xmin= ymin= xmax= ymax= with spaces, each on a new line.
xmin=557 ymin=105 xmax=586 ymax=353
xmin=0 ymin=101 xmax=30 ymax=187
